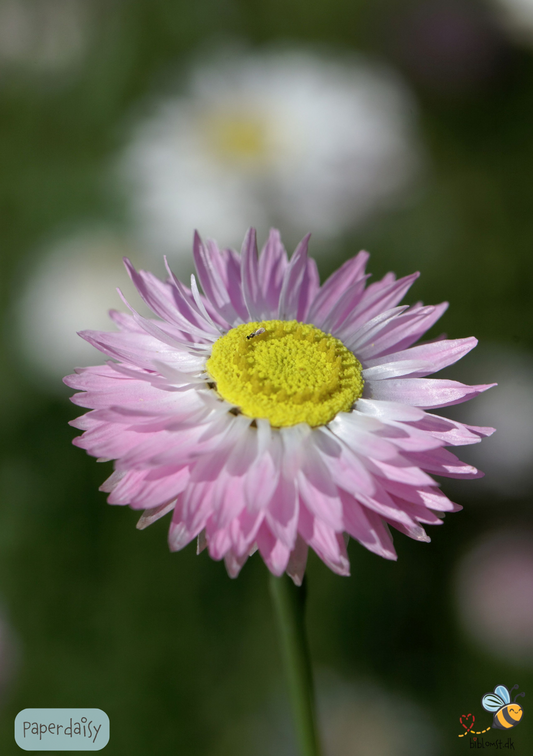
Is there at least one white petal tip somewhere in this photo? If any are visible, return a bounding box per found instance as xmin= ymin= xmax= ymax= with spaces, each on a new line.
xmin=287 ymin=571 xmax=304 ymax=587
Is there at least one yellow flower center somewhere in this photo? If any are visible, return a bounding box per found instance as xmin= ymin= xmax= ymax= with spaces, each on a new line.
xmin=204 ymin=112 xmax=269 ymax=165
xmin=206 ymin=320 xmax=364 ymax=427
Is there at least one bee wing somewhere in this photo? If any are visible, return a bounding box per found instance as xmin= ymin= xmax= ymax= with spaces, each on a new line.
xmin=495 ymin=685 xmax=510 ymax=704
xmin=482 ymin=693 xmax=505 ymax=712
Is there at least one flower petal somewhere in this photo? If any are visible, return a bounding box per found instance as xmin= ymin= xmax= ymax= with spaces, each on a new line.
xmin=339 ymin=488 xmax=397 ymax=560
xmin=363 ymin=337 xmax=478 ymax=379
xmin=307 ymin=250 xmax=370 ymax=327
xmin=256 ymin=523 xmax=291 ymax=576
xmin=368 ymin=377 xmax=496 ymax=408
xmin=286 ymin=536 xmax=309 ymax=586
xmin=298 ymin=504 xmax=350 ymax=575
xmin=278 ymin=234 xmax=312 ymax=321
xmin=258 ymin=229 xmax=289 ymax=316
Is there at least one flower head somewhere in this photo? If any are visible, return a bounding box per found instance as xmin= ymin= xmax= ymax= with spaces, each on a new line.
xmin=119 ymin=48 xmax=421 ymax=260
xmin=65 ymin=229 xmax=495 ymax=583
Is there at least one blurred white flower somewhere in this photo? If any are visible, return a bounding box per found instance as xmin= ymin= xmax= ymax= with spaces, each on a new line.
xmin=452 ymin=343 xmax=533 ymax=498
xmin=252 ymin=672 xmax=438 ymax=756
xmin=13 ymin=230 xmax=149 ymax=387
xmin=0 ymin=0 xmax=91 ymax=74
xmin=487 ymin=0 xmax=533 ymax=43
xmin=318 ymin=675 xmax=437 ymax=756
xmin=119 ymin=47 xmax=422 ymax=260
xmin=455 ymin=530 xmax=533 ymax=665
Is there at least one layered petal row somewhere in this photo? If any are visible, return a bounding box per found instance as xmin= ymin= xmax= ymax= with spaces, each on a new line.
xmin=65 ymin=229 xmax=495 ymax=581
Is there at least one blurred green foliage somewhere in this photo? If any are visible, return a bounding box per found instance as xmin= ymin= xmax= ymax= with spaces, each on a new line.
xmin=1 ymin=0 xmax=532 ymax=754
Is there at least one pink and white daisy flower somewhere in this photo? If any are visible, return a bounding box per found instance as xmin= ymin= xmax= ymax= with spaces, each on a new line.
xmin=64 ymin=229 xmax=495 ymax=584
xmin=119 ymin=47 xmax=421 ymax=260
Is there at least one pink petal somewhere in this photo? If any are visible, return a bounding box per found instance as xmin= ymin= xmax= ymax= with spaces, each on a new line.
xmin=298 ymin=504 xmax=350 ymax=576
xmin=340 ymin=272 xmax=420 ymax=335
xmin=341 ymin=306 xmax=408 ymax=353
xmin=306 ymin=250 xmax=370 ymax=326
xmin=193 ymin=231 xmax=246 ymax=325
xmin=386 ymin=519 xmax=431 ymax=542
xmin=408 ymin=447 xmax=484 ymax=479
xmin=355 ymin=398 xmax=426 ymax=422
xmin=363 ymin=337 xmax=478 ymax=379
xmin=296 ymin=256 xmax=320 ymax=322
xmin=217 ymin=244 xmax=250 ymax=323
xmin=108 ymin=309 xmax=146 ymax=333
xmin=244 ymin=432 xmax=282 ymax=513
xmin=197 ymin=528 xmax=207 ymax=554
xmin=339 ymin=489 xmax=397 ymax=560
xmin=313 ymin=427 xmax=376 ymax=496
xmin=206 ymin=518 xmax=233 ymax=560
xmin=137 ymin=500 xmax=176 ymax=529
xmin=286 ymin=536 xmax=309 ymax=586
xmin=256 ymin=523 xmax=291 ymax=576
xmin=168 ymin=498 xmax=206 ymax=552
xmin=240 ymin=227 xmax=265 ymax=321
xmin=124 ymin=257 xmax=218 ymax=340
xmin=277 ymin=234 xmax=312 ymax=321
xmin=265 ymin=474 xmax=299 ymax=549
xmin=258 ymin=229 xmax=289 ymax=316
xmin=328 ymin=413 xmax=400 ymax=461
xmin=387 ymin=497 xmax=444 ymax=526
xmin=369 ymin=457 xmax=437 ymax=487
xmin=107 ymin=465 xmax=190 ymax=508
xmin=351 ymin=302 xmax=449 ymax=361
xmin=224 ymin=550 xmax=250 ymax=578
xmin=229 ymin=508 xmax=264 ymax=558
xmin=79 ymin=329 xmax=205 ymax=374
xmin=73 ymin=421 xmax=148 ymax=460
xmin=297 ymin=441 xmax=344 ymax=531
xmin=410 ymin=413 xmax=496 ymax=446
xmin=368 ymin=377 xmax=496 ymax=408
xmin=313 ymin=276 xmax=369 ymax=335
xmin=379 ymin=478 xmax=459 ymax=512
xmin=356 ymin=484 xmax=421 ymax=529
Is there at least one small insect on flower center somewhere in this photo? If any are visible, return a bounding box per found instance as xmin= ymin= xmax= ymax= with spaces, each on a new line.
xmin=206 ymin=320 xmax=364 ymax=427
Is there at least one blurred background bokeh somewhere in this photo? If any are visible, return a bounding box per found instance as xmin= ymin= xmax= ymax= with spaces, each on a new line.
xmin=1 ymin=0 xmax=532 ymax=753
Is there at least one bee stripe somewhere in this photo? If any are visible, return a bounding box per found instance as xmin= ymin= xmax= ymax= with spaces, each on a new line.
xmin=497 ymin=708 xmax=517 ymax=728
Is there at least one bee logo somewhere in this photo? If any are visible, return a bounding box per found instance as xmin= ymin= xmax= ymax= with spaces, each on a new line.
xmin=482 ymin=684 xmax=525 ymax=730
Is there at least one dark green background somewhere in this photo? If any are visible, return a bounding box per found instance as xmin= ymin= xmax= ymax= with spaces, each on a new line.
xmin=0 ymin=0 xmax=532 ymax=753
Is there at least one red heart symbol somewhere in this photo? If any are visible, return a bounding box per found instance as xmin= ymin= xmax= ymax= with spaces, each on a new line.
xmin=460 ymin=713 xmax=475 ymax=733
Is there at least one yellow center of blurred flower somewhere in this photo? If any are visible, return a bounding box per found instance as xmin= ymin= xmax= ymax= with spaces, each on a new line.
xmin=204 ymin=113 xmax=269 ymax=164
xmin=206 ymin=320 xmax=364 ymax=427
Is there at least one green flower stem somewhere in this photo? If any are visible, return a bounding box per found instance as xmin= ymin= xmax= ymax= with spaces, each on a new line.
xmin=268 ymin=572 xmax=323 ymax=756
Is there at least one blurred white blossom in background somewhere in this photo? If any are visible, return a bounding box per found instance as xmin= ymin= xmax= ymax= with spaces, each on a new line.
xmin=119 ymin=47 xmax=423 ymax=264
xmin=0 ymin=0 xmax=92 ymax=74
xmin=455 ymin=530 xmax=533 ymax=665
xmin=13 ymin=229 xmax=149 ymax=387
xmin=253 ymin=672 xmax=438 ymax=756
xmin=452 ymin=343 xmax=533 ymax=498
xmin=318 ymin=675 xmax=437 ymax=756
xmin=487 ymin=0 xmax=533 ymax=43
